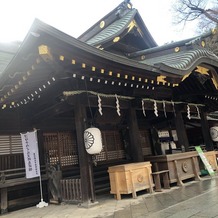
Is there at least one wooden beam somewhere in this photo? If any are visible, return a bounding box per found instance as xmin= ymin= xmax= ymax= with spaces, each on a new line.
xmin=32 ymin=102 xmax=73 ymax=122
xmin=1 ymin=188 xmax=8 ymax=214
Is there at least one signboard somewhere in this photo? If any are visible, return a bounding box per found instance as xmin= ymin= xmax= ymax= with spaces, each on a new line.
xmin=195 ymin=146 xmax=215 ymax=176
xmin=21 ymin=131 xmax=41 ymax=178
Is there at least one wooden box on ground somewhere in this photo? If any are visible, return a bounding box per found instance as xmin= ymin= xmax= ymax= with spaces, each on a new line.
xmin=203 ymin=151 xmax=218 ymax=171
xmin=145 ymin=151 xmax=201 ymax=186
xmin=108 ymin=162 xmax=153 ymax=200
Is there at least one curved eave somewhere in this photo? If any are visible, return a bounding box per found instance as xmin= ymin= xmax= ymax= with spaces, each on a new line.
xmin=86 ymin=9 xmax=137 ymax=46
xmin=141 ymin=49 xmax=218 ymax=76
xmin=0 ymin=19 xmax=161 ymax=87
xmin=155 ymin=57 xmax=218 ymax=76
xmin=86 ymin=9 xmax=157 ymax=49
xmin=134 ymin=12 xmax=157 ymax=47
xmin=78 ymin=1 xmax=130 ymax=42
xmin=128 ymin=30 xmax=213 ymax=58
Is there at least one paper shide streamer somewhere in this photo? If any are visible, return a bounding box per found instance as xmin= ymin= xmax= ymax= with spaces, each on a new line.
xmin=153 ymin=100 xmax=158 ymax=117
xmin=163 ymin=100 xmax=167 ymax=118
xmin=115 ymin=94 xmax=121 ymax=116
xmin=97 ymin=94 xmax=103 ymax=115
xmin=195 ymin=105 xmax=200 ymax=118
xmin=171 ymin=101 xmax=176 ymax=117
xmin=141 ymin=100 xmax=146 ymax=117
xmin=187 ymin=104 xmax=191 ymax=119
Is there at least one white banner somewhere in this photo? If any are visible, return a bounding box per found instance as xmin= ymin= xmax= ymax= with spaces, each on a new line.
xmin=21 ymin=131 xmax=41 ymax=178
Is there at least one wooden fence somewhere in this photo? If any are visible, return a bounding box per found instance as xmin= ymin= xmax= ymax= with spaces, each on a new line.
xmin=60 ymin=178 xmax=82 ymax=203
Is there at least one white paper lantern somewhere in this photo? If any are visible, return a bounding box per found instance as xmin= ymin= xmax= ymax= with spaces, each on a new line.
xmin=210 ymin=127 xmax=218 ymax=142
xmin=84 ymin=127 xmax=102 ymax=154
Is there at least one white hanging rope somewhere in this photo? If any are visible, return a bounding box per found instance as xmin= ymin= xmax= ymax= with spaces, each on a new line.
xmin=195 ymin=105 xmax=200 ymax=118
xmin=97 ymin=94 xmax=103 ymax=116
xmin=153 ymin=100 xmax=158 ymax=117
xmin=63 ymin=90 xmax=134 ymax=100
xmin=171 ymin=101 xmax=176 ymax=117
xmin=187 ymin=104 xmax=191 ymax=119
xmin=63 ymin=90 xmax=205 ymax=119
xmin=141 ymin=97 xmax=204 ymax=107
xmin=63 ymin=91 xmax=205 ymax=108
xmin=115 ymin=94 xmax=121 ymax=116
xmin=141 ymin=100 xmax=146 ymax=117
xmin=163 ymin=100 xmax=167 ymax=118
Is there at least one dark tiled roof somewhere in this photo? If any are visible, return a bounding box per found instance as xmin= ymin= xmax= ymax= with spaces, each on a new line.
xmin=0 ymin=42 xmax=20 ymax=74
xmin=141 ymin=47 xmax=218 ymax=74
xmin=0 ymin=51 xmax=14 ymax=74
xmin=126 ymin=30 xmax=218 ymax=75
xmin=86 ymin=9 xmax=137 ymax=46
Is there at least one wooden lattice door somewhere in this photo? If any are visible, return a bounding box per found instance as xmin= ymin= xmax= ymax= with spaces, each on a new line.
xmin=43 ymin=132 xmax=78 ymax=168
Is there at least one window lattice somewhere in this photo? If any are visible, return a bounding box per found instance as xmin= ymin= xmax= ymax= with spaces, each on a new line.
xmin=0 ymin=135 xmax=22 ymax=155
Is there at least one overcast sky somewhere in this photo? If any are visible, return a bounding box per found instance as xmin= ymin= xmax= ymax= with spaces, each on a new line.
xmin=0 ymin=0 xmax=197 ymax=45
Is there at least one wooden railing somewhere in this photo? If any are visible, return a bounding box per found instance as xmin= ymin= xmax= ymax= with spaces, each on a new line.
xmin=0 ymin=166 xmax=48 ymax=214
xmin=0 ymin=153 xmax=24 ymax=170
xmin=60 ymin=178 xmax=82 ymax=203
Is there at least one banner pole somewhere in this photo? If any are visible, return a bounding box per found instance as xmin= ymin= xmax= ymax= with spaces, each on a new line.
xmin=21 ymin=130 xmax=48 ymax=208
xmin=36 ymin=175 xmax=48 ymax=208
xmin=34 ymin=130 xmax=48 ymax=208
xmin=39 ymin=174 xmax=43 ymax=201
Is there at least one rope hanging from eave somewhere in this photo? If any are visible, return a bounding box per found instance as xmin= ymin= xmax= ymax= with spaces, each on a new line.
xmin=63 ymin=90 xmax=205 ymax=118
xmin=63 ymin=90 xmax=134 ymax=100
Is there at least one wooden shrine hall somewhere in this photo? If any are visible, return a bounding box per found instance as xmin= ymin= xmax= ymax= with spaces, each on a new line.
xmin=1 ymin=0 xmax=218 ymax=213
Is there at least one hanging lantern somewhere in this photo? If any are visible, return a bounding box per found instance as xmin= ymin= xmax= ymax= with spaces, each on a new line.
xmin=210 ymin=127 xmax=218 ymax=142
xmin=84 ymin=127 xmax=102 ymax=154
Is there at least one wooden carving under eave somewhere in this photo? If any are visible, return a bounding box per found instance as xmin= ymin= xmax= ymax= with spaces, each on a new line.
xmin=38 ymin=44 xmax=54 ymax=62
xmin=195 ymin=66 xmax=209 ymax=75
xmin=127 ymin=20 xmax=143 ymax=37
xmin=195 ymin=66 xmax=218 ymax=90
xmin=157 ymin=75 xmax=167 ymax=85
xmin=205 ymin=28 xmax=218 ymax=56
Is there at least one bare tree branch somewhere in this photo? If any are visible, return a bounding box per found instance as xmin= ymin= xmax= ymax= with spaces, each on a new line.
xmin=172 ymin=0 xmax=218 ymax=33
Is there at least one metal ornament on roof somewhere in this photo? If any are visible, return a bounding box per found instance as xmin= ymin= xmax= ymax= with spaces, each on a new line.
xmin=115 ymin=94 xmax=121 ymax=116
xmin=153 ymin=100 xmax=158 ymax=117
xmin=97 ymin=94 xmax=103 ymax=115
xmin=141 ymin=100 xmax=146 ymax=117
xmin=84 ymin=127 xmax=102 ymax=154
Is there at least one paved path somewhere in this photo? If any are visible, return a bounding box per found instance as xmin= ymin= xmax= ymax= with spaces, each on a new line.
xmin=1 ymin=176 xmax=218 ymax=218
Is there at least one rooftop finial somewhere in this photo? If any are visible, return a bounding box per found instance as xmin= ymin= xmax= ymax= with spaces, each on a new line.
xmin=116 ymin=0 xmax=133 ymax=18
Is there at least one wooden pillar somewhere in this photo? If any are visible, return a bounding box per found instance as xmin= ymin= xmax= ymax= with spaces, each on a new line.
xmin=1 ymin=188 xmax=8 ymax=214
xmin=174 ymin=107 xmax=189 ymax=151
xmin=74 ymin=96 xmax=96 ymax=206
xmin=127 ymin=107 xmax=144 ymax=162
xmin=36 ymin=130 xmax=45 ymax=165
xmin=200 ymin=110 xmax=214 ymax=151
